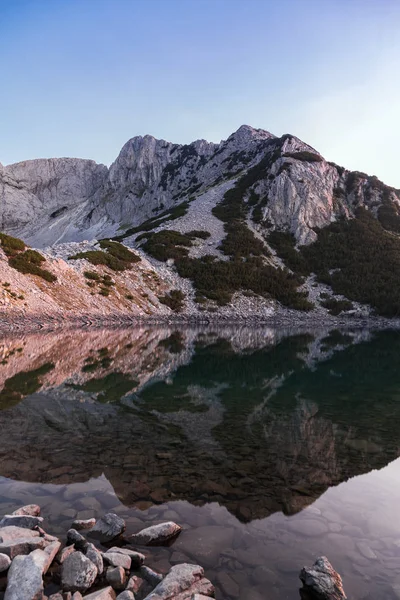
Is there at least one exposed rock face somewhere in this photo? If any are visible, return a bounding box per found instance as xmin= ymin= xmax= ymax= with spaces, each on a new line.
xmin=61 ymin=550 xmax=98 ymax=592
xmin=87 ymin=513 xmax=125 ymax=543
xmin=300 ymin=556 xmax=347 ymax=599
xmin=2 ymin=125 xmax=398 ymax=249
xmin=143 ymin=563 xmax=204 ymax=600
xmin=127 ymin=521 xmax=182 ymax=546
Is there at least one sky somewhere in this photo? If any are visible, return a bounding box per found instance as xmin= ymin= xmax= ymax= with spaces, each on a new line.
xmin=1 ymin=0 xmax=399 ymax=187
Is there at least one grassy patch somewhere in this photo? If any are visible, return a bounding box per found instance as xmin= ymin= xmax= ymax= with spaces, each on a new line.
xmin=0 ymin=233 xmax=26 ymax=256
xmin=69 ymin=241 xmax=140 ymax=272
xmin=9 ymin=250 xmax=56 ymax=282
xmin=70 ymin=372 xmax=138 ymax=403
xmin=320 ymin=297 xmax=354 ymax=316
xmin=0 ymin=363 xmax=54 ymax=410
xmin=114 ymin=201 xmax=190 ymax=241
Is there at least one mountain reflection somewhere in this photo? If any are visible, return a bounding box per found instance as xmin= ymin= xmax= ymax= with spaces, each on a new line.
xmin=0 ymin=326 xmax=399 ymax=522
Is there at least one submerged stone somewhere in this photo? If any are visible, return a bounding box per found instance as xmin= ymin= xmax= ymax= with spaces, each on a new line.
xmin=12 ymin=505 xmax=41 ymax=517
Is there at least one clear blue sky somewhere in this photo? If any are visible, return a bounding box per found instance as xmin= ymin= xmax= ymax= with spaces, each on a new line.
xmin=1 ymin=0 xmax=399 ymax=186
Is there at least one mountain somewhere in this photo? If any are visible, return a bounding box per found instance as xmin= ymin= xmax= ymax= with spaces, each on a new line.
xmin=1 ymin=124 xmax=400 ymax=323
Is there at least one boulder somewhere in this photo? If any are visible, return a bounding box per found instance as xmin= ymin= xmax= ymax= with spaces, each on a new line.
xmin=85 ymin=543 xmax=104 ymax=575
xmin=128 ymin=522 xmax=181 ymax=546
xmin=106 ymin=566 xmax=126 ymax=591
xmin=61 ymin=551 xmax=98 ymax=593
xmin=0 ymin=525 xmax=40 ymax=542
xmin=67 ymin=529 xmax=88 ymax=551
xmin=31 ymin=541 xmax=62 ymax=574
xmin=125 ymin=575 xmax=144 ymax=594
xmin=57 ymin=545 xmax=76 ymax=564
xmin=116 ymin=593 xmax=135 ymax=600
xmin=142 ymin=564 xmax=204 ymax=600
xmin=0 ymin=536 xmax=48 ymax=559
xmin=172 ymin=579 xmax=215 ymax=600
xmin=72 ymin=594 xmax=83 ymax=600
xmin=139 ymin=566 xmax=163 ymax=586
xmin=299 ymin=556 xmax=347 ymax=600
xmin=191 ymin=595 xmax=214 ymax=600
xmin=0 ymin=515 xmax=43 ymax=529
xmin=82 ymin=588 xmax=116 ymax=600
xmin=4 ymin=552 xmax=44 ymax=600
xmin=12 ymin=505 xmax=41 ymax=517
xmin=72 ymin=519 xmax=96 ymax=531
xmin=0 ymin=552 xmax=11 ymax=573
xmin=107 ymin=547 xmax=145 ymax=568
xmin=48 ymin=594 xmax=64 ymax=600
xmin=103 ymin=552 xmax=131 ymax=570
xmin=88 ymin=514 xmax=125 ymax=543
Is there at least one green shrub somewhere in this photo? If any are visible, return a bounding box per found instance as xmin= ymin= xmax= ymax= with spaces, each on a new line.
xmin=158 ymin=289 xmax=185 ymax=312
xmin=142 ymin=230 xmax=193 ymax=262
xmin=320 ymin=297 xmax=354 ymax=315
xmin=84 ymin=270 xmax=101 ymax=281
xmin=9 ymin=250 xmax=57 ymax=282
xmin=0 ymin=233 xmax=26 ymax=256
xmin=99 ymin=240 xmax=141 ymax=263
xmin=186 ymin=230 xmax=211 ymax=240
xmin=268 ymin=231 xmax=310 ymax=275
xmin=99 ymin=287 xmax=110 ymax=296
xmin=282 ymin=151 xmax=323 ymax=162
xmin=69 ymin=240 xmax=140 ymax=272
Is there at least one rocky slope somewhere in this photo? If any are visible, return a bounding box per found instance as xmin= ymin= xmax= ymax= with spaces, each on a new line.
xmin=1 ymin=125 xmax=400 ymax=323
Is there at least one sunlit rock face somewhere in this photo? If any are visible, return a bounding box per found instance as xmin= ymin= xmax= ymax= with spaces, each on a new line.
xmin=2 ymin=125 xmax=398 ymax=247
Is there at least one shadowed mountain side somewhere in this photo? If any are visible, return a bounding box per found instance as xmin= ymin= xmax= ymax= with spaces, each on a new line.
xmin=0 ymin=328 xmax=399 ymax=522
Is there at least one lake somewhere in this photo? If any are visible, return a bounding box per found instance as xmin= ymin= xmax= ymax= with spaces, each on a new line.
xmin=0 ymin=325 xmax=400 ymax=599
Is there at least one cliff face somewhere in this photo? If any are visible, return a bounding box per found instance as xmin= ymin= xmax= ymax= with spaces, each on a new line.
xmin=1 ymin=125 xmax=398 ymax=248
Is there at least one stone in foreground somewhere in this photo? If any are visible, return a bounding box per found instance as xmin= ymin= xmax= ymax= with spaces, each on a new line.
xmin=128 ymin=521 xmax=181 ymax=546
xmin=0 ymin=552 xmax=11 ymax=572
xmin=139 ymin=565 xmax=163 ymax=586
xmin=0 ymin=514 xmax=43 ymax=529
xmin=4 ymin=552 xmax=44 ymax=600
xmin=81 ymin=587 xmax=116 ymax=600
xmin=172 ymin=578 xmax=215 ymax=600
xmin=85 ymin=542 xmax=104 ymax=575
xmin=116 ymin=592 xmax=134 ymax=600
xmin=103 ymin=551 xmax=131 ymax=570
xmin=299 ymin=556 xmax=347 ymax=600
xmin=88 ymin=513 xmax=125 ymax=543
xmin=72 ymin=518 xmax=96 ymax=530
xmin=106 ymin=566 xmax=126 ymax=591
xmin=61 ymin=550 xmax=98 ymax=593
xmin=107 ymin=546 xmax=145 ymax=568
xmin=143 ymin=563 xmax=204 ymax=600
xmin=12 ymin=504 xmax=41 ymax=517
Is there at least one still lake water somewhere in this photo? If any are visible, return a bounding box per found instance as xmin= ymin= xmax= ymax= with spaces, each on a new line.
xmin=1 ymin=326 xmax=400 ymax=598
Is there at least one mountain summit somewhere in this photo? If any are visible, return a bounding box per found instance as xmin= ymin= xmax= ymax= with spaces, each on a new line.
xmin=1 ymin=125 xmax=400 ymax=323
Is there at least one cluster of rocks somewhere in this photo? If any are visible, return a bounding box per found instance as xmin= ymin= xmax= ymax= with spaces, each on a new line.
xmin=0 ymin=506 xmax=214 ymax=600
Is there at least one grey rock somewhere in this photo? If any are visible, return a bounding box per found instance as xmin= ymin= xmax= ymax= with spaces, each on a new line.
xmin=171 ymin=579 xmax=214 ymax=600
xmin=106 ymin=566 xmax=126 ymax=591
xmin=12 ymin=504 xmax=41 ymax=517
xmin=356 ymin=540 xmax=377 ymax=560
xmin=125 ymin=576 xmax=143 ymax=595
xmin=72 ymin=519 xmax=96 ymax=531
xmin=85 ymin=543 xmax=104 ymax=575
xmin=57 ymin=545 xmax=76 ymax=564
xmin=299 ymin=556 xmax=347 ymax=600
xmin=72 ymin=594 xmax=83 ymax=600
xmin=0 ymin=553 xmax=11 ymax=572
xmin=139 ymin=566 xmax=163 ymax=586
xmin=0 ymin=536 xmax=48 ymax=559
xmin=88 ymin=513 xmax=125 ymax=543
xmin=32 ymin=541 xmax=62 ymax=574
xmin=82 ymin=588 xmax=116 ymax=600
xmin=174 ymin=525 xmax=234 ymax=568
xmin=116 ymin=593 xmax=135 ymax=600
xmin=142 ymin=564 xmax=204 ymax=600
xmin=48 ymin=594 xmax=64 ymax=600
xmin=191 ymin=596 xmax=214 ymax=600
xmin=67 ymin=529 xmax=88 ymax=551
xmin=4 ymin=552 xmax=44 ymax=600
xmin=61 ymin=551 xmax=98 ymax=593
xmin=103 ymin=552 xmax=131 ymax=570
xmin=0 ymin=515 xmax=43 ymax=529
xmin=215 ymin=572 xmax=238 ymax=598
xmin=128 ymin=522 xmax=181 ymax=546
xmin=107 ymin=547 xmax=144 ymax=568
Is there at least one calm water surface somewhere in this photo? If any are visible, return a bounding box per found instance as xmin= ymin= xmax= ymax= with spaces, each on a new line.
xmin=0 ymin=326 xmax=400 ymax=599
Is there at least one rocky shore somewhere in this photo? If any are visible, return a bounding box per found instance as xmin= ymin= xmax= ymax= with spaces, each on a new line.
xmin=0 ymin=504 xmax=347 ymax=600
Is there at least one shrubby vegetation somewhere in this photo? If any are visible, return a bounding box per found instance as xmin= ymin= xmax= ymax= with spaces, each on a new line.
xmin=0 ymin=233 xmax=56 ymax=282
xmin=158 ymin=289 xmax=185 ymax=312
xmin=282 ymin=151 xmax=323 ymax=162
xmin=320 ymin=297 xmax=354 ymax=316
xmin=299 ymin=208 xmax=400 ymax=316
xmin=114 ymin=201 xmax=190 ymax=241
xmin=69 ymin=240 xmax=140 ymax=272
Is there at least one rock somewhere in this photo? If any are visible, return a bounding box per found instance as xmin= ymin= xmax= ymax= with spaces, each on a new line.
xmin=0 ymin=536 xmax=48 ymax=559
xmin=88 ymin=514 xmax=125 ymax=543
xmin=299 ymin=556 xmax=347 ymax=600
xmin=139 ymin=566 xmax=163 ymax=586
xmin=0 ymin=526 xmax=40 ymax=542
xmin=116 ymin=593 xmax=134 ymax=600
xmin=81 ymin=588 xmax=116 ymax=600
xmin=288 ymin=518 xmax=328 ymax=537
xmin=32 ymin=541 xmax=62 ymax=574
xmin=106 ymin=566 xmax=126 ymax=591
xmin=57 ymin=545 xmax=76 ymax=564
xmin=191 ymin=596 xmax=213 ymax=600
xmin=0 ymin=553 xmax=11 ymax=573
xmin=356 ymin=541 xmax=377 ymax=560
xmin=72 ymin=594 xmax=83 ymax=600
xmin=174 ymin=525 xmax=234 ymax=568
xmin=67 ymin=529 xmax=88 ymax=551
xmin=103 ymin=552 xmax=131 ymax=570
xmin=0 ymin=515 xmax=43 ymax=529
xmin=171 ymin=579 xmax=214 ymax=600
xmin=107 ymin=547 xmax=145 ymax=568
xmin=72 ymin=519 xmax=96 ymax=531
xmin=4 ymin=552 xmax=44 ymax=600
xmin=48 ymin=594 xmax=64 ymax=600
xmin=85 ymin=543 xmax=104 ymax=575
xmin=128 ymin=522 xmax=181 ymax=546
xmin=125 ymin=576 xmax=143 ymax=594
xmin=12 ymin=505 xmax=41 ymax=517
xmin=61 ymin=551 xmax=98 ymax=593
xmin=142 ymin=564 xmax=204 ymax=600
